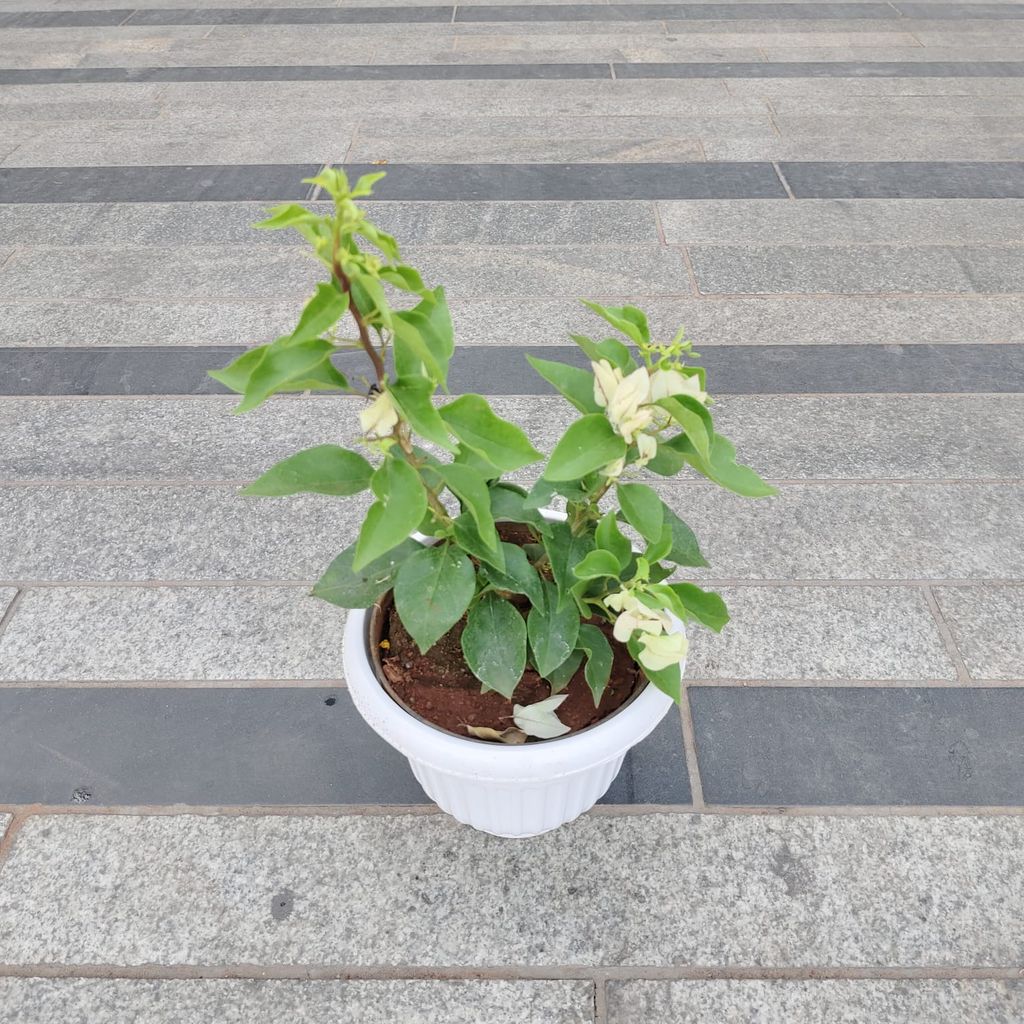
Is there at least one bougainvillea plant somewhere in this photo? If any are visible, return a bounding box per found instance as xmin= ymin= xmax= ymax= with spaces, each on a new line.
xmin=211 ymin=168 xmax=776 ymax=741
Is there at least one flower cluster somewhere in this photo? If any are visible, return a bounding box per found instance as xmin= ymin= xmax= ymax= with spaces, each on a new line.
xmin=591 ymin=361 xmax=708 ymax=479
xmin=606 ymin=587 xmax=690 ymax=673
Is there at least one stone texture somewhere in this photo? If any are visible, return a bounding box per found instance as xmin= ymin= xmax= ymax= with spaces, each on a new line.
xmin=1 ymin=813 xmax=1024 ymax=965
xmin=664 ymin=483 xmax=1024 ymax=581
xmin=690 ymin=686 xmax=1024 ymax=805
xmin=933 ymin=586 xmax=1024 ymax=680
xmin=686 ymin=585 xmax=955 ymax=680
xmin=0 ymin=586 xmax=15 ymax=619
xmin=658 ymin=198 xmax=1024 ymax=245
xmin=607 ymin=980 xmax=1024 ymax=1023
xmin=0 ymin=586 xmax=346 ymax=681
xmin=687 ymin=245 xmax=1024 ymax=295
xmin=0 ymin=485 xmax=365 ymax=581
xmin=0 ymin=979 xmax=594 ymax=1024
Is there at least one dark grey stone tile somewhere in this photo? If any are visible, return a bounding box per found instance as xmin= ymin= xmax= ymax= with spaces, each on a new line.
xmin=3 ymin=344 xmax=1023 ymax=396
xmin=691 ymin=686 xmax=1024 ymax=806
xmin=0 ymin=9 xmax=131 ymax=27
xmin=0 ymin=64 xmax=612 ymax=85
xmin=0 ymin=688 xmax=689 ymax=807
xmin=0 ymin=165 xmax=321 ymax=204
xmin=616 ymin=60 xmax=1024 ymax=79
xmin=781 ymin=161 xmax=1024 ymax=199
xmin=125 ymin=6 xmax=453 ymax=25
xmin=456 ymin=2 xmax=897 ymax=20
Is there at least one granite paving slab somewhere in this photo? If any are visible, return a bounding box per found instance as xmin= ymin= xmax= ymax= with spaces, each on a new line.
xmin=932 ymin=586 xmax=1024 ymax=680
xmin=0 ymin=813 xmax=1022 ymax=965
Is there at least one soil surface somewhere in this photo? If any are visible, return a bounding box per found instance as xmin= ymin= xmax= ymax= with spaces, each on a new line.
xmin=378 ymin=525 xmax=642 ymax=740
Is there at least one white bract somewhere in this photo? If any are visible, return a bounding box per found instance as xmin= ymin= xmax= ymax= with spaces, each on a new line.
xmin=637 ymin=630 xmax=689 ymax=672
xmin=606 ymin=587 xmax=688 ymax=674
xmin=359 ymin=389 xmax=399 ymax=439
xmin=513 ymin=694 xmax=571 ymax=739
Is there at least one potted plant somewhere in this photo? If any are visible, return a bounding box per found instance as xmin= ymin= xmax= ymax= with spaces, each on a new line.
xmin=211 ymin=168 xmax=775 ymax=838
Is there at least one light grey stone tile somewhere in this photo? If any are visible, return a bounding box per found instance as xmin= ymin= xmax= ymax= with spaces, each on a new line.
xmin=2 ymin=813 xmax=1024 ymax=965
xmin=687 ymin=245 xmax=1024 ymax=295
xmin=0 ymin=201 xmax=660 ymax=247
xmin=1 ymin=120 xmax=357 ymax=167
xmin=666 ymin=482 xmax=1024 ymax=581
xmin=0 ymin=486 xmax=363 ymax=581
xmin=347 ymin=133 xmax=706 ymax=163
xmin=659 ymin=199 xmax=1024 ymax=245
xmin=0 ymin=301 xmax=302 ymax=346
xmin=0 ymin=587 xmax=16 ymax=618
xmin=607 ymin=980 xmax=1024 ymax=1023
xmin=774 ymin=114 xmax=1024 ymax=137
xmin=0 ymin=100 xmax=163 ymax=123
xmin=0 ymin=586 xmax=346 ymax=682
xmin=703 ymin=137 xmax=1024 ymax=161
xmin=659 ymin=28 xmax=924 ymax=46
xmin=0 ymin=246 xmax=687 ymax=301
xmin=0 ymin=979 xmax=593 ymax=1024
xmin=771 ymin=95 xmax=1024 ymax=115
xmin=933 ymin=586 xmax=1024 ymax=680
xmin=761 ymin=44 xmax=1024 ymax=60
xmin=685 ymin=585 xmax=954 ymax=680
xmin=724 ymin=76 xmax=1024 ymax=96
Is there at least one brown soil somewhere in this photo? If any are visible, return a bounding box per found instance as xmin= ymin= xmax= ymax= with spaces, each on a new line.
xmin=377 ymin=524 xmax=643 ymax=741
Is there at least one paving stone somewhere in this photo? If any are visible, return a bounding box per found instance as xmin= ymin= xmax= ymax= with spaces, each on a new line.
xmin=780 ymin=160 xmax=1024 ymax=199
xmin=687 ymin=245 xmax=1024 ymax=294
xmin=665 ymin=482 xmax=1024 ymax=580
xmin=1 ymin=245 xmax=688 ymax=300
xmin=619 ymin=58 xmax=1024 ymax=78
xmin=933 ymin=586 xmax=1024 ymax=680
xmin=2 ymin=812 xmax=1024 ymax=964
xmin=0 ymin=587 xmax=16 ymax=619
xmin=705 ymin=138 xmax=1024 ymax=162
xmin=0 ymin=586 xmax=347 ymax=681
xmin=0 ymin=164 xmax=320 ymax=204
xmin=607 ymin=980 xmax=1024 ymax=1022
xmin=0 ymin=686 xmax=690 ymax=805
xmin=454 ymin=3 xmax=900 ymax=21
xmin=0 ymin=979 xmax=594 ymax=1024
xmin=125 ymin=6 xmax=456 ymax=24
xmin=658 ymin=198 xmax=1024 ymax=244
xmin=0 ymin=485 xmax=362 ymax=581
xmin=686 ymin=586 xmax=955 ymax=681
xmin=691 ymin=686 xmax=1024 ymax=805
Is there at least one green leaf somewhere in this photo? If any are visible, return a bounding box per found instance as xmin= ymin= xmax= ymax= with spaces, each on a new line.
xmin=525 ymin=355 xmax=601 ymax=414
xmin=209 ymin=345 xmax=268 ymax=395
xmin=436 ymin=462 xmax=497 ymax=553
xmin=461 ymin=593 xmax=527 ymax=697
xmin=311 ymin=537 xmax=423 ymax=608
xmin=452 ymin=513 xmax=506 ymax=572
xmin=569 ymin=332 xmax=635 ymax=373
xmin=242 ymin=445 xmax=372 ymax=497
xmin=236 ymin=338 xmax=347 ymax=413
xmin=573 ymin=549 xmax=622 ymax=582
xmin=576 ymin=623 xmax=613 ymax=705
xmin=545 ymin=650 xmax=583 ymax=693
xmin=681 ymin=434 xmax=778 ymax=498
xmin=544 ymin=414 xmax=626 ymax=482
xmin=388 ymin=376 xmax=454 ymax=451
xmin=291 ymin=281 xmax=349 ymax=341
xmin=543 ymin=521 xmax=594 ymax=606
xmin=595 ymin=510 xmax=632 ymax=571
xmin=379 ymin=264 xmax=425 ymax=294
xmin=488 ymin=484 xmax=549 ymax=533
xmin=528 ymin=580 xmax=581 ymax=677
xmin=644 ymin=524 xmax=674 ymax=565
xmin=393 ymin=543 xmax=475 ymax=654
xmin=392 ymin=287 xmax=454 ymax=388
xmin=441 ymin=395 xmax=543 ymax=472
xmin=351 ymin=170 xmax=386 ymax=197
xmin=349 ymin=272 xmax=392 ymax=330
xmin=356 ymin=220 xmax=399 ymax=261
xmin=353 ymin=458 xmax=427 ymax=571
xmin=656 ymin=394 xmax=712 ymax=462
xmin=255 ymin=203 xmax=322 ymax=231
xmin=480 ymin=542 xmax=544 ymax=607
xmin=304 ymin=166 xmax=350 ymax=198
xmin=617 ymin=483 xmax=664 ymax=543
xmin=667 ymin=582 xmax=730 ymax=632
xmin=629 ymin=636 xmax=683 ymax=702
xmin=661 ymin=503 xmax=708 ymax=567
xmin=581 ymin=300 xmax=650 ymax=346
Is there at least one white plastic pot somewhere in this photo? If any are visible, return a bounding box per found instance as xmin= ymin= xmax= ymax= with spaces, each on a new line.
xmin=343 ymin=511 xmax=681 ymax=839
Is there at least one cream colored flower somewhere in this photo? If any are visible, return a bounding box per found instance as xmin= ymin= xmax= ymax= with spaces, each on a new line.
xmin=606 ymin=590 xmax=671 ymax=644
xmin=600 ymin=455 xmax=626 ymax=480
xmin=635 ymin=433 xmax=658 ymax=467
xmin=649 ymin=367 xmax=709 ymax=406
xmin=592 ymin=359 xmax=623 ymax=410
xmin=637 ymin=629 xmax=689 ymax=672
xmin=359 ymin=389 xmax=399 ymax=439
xmin=607 ymin=366 xmax=654 ymax=443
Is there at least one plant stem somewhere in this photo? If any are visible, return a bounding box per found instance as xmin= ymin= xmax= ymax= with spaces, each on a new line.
xmin=331 ymin=250 xmax=386 ymax=385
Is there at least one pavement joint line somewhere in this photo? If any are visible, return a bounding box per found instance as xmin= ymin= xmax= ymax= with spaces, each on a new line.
xmin=0 ymin=809 xmax=28 ymax=872
xmin=678 ymin=243 xmax=702 ymax=296
xmin=773 ymin=159 xmax=797 ymax=198
xmin=0 ymin=588 xmax=22 ymax=643
xmin=678 ymin=688 xmax=706 ymax=808
xmin=0 ymin=964 xmax=1023 ymax=983
xmin=594 ymin=980 xmax=607 ymax=1024
xmin=922 ymin=584 xmax=973 ymax=683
